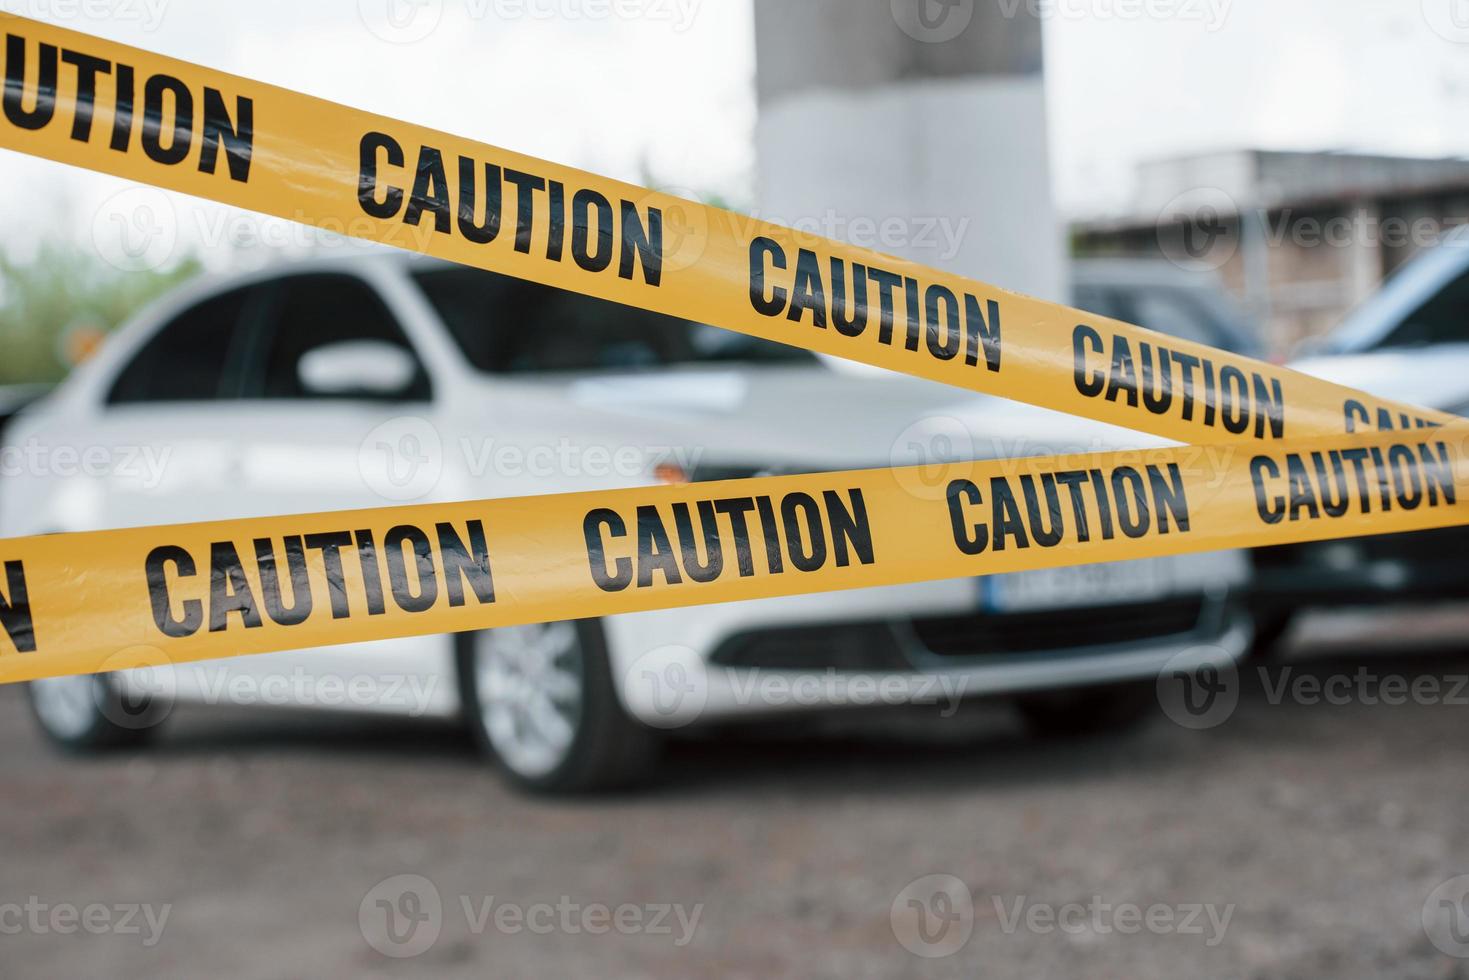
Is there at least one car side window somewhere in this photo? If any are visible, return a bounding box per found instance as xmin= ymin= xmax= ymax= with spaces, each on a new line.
xmin=242 ymin=273 xmax=432 ymax=402
xmin=106 ymin=285 xmax=258 ymax=405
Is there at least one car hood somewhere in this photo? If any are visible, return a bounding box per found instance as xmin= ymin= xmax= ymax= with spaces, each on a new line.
xmin=476 ymin=365 xmax=1164 ymax=472
xmin=1290 ymin=344 xmax=1469 ymax=414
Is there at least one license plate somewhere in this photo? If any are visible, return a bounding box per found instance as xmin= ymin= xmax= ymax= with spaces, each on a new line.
xmin=979 ymin=557 xmax=1174 ymax=613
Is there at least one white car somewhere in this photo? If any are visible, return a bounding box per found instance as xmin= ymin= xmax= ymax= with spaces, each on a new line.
xmin=2 ymin=253 xmax=1251 ymax=792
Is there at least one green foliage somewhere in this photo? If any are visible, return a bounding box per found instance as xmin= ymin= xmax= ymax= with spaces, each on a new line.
xmin=0 ymin=242 xmax=201 ymax=385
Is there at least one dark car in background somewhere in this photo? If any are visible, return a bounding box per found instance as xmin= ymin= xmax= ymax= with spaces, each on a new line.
xmin=1250 ymin=228 xmax=1469 ymax=650
xmin=1072 ymin=259 xmax=1265 ymax=358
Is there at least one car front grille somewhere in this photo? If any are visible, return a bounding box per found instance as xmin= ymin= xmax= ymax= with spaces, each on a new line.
xmin=707 ymin=598 xmax=1211 ymax=671
xmin=909 ymin=598 xmax=1208 ymax=659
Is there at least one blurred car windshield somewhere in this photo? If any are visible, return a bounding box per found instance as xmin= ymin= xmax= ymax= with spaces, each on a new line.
xmin=413 ymin=265 xmax=816 ymax=374
xmin=1074 ymin=280 xmax=1262 ymax=358
xmin=1363 ymin=266 xmax=1469 ymax=349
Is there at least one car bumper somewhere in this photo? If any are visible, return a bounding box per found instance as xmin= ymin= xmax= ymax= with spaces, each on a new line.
xmin=604 ymin=552 xmax=1253 ymax=725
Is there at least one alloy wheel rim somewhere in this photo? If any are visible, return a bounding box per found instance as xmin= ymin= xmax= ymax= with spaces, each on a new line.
xmin=474 ymin=622 xmax=584 ymax=778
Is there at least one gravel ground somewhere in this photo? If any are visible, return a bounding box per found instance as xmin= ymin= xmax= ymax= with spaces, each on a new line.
xmin=4 ymin=609 xmax=1469 ymax=979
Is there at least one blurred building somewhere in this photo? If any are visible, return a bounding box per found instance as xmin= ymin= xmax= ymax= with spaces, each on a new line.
xmin=752 ymin=0 xmax=1066 ymax=303
xmin=1074 ymin=149 xmax=1469 ymax=355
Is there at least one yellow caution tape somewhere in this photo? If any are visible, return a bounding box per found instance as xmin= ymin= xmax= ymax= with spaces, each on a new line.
xmin=0 ymin=13 xmax=1462 ymax=682
xmin=0 ymin=13 xmax=1453 ymax=442
xmin=2 ymin=429 xmax=1467 ymax=683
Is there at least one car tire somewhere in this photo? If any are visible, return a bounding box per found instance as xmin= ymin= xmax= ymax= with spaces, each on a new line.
xmin=1015 ymin=682 xmax=1157 ymax=738
xmin=1249 ymin=612 xmax=1295 ymax=660
xmin=456 ymin=619 xmax=662 ymax=794
xmin=26 ymin=673 xmax=167 ymax=751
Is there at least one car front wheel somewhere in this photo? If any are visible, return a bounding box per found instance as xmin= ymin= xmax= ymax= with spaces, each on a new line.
xmin=457 ymin=620 xmax=661 ymax=794
xmin=27 ymin=673 xmax=167 ymax=751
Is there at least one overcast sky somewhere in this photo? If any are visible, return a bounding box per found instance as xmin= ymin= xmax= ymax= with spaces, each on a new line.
xmin=3 ymin=0 xmax=1467 ymax=265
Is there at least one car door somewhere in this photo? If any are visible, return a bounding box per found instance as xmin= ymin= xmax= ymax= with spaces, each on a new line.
xmin=176 ymin=270 xmax=453 ymax=715
xmin=78 ymin=280 xmax=269 ymax=533
xmin=202 ymin=270 xmax=439 ymax=516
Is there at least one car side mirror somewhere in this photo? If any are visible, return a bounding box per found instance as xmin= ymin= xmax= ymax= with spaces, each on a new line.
xmin=298 ymin=340 xmax=418 ymax=398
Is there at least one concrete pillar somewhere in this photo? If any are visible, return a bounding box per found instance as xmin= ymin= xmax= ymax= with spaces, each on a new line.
xmin=753 ymin=0 xmax=1066 ymax=303
xmin=1241 ymin=206 xmax=1274 ymax=348
xmin=1344 ymin=200 xmax=1383 ymax=307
